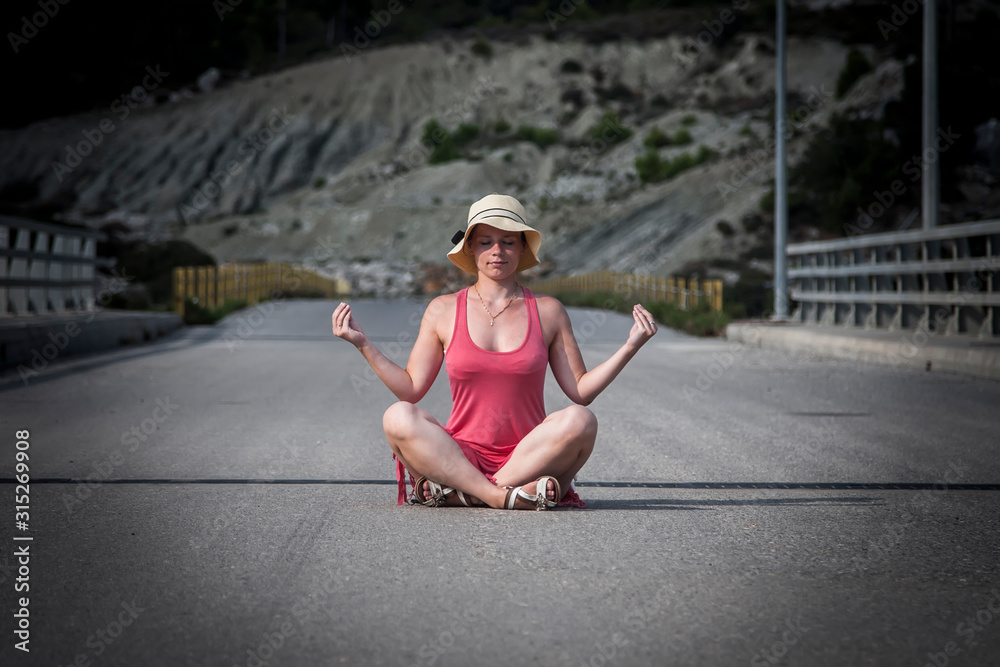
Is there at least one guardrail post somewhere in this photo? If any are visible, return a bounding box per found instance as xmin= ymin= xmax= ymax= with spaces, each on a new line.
xmin=29 ymin=231 xmax=49 ymax=313
xmin=984 ymin=233 xmax=997 ymax=337
xmin=186 ymin=267 xmax=195 ymax=310
xmin=81 ymin=237 xmax=96 ymax=311
xmin=9 ymin=227 xmax=29 ymax=314
xmin=173 ymin=267 xmax=185 ymax=315
xmin=49 ymin=234 xmax=67 ymax=313
xmin=197 ymin=266 xmax=208 ymax=309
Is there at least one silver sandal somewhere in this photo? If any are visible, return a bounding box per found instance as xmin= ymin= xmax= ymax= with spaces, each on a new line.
xmin=410 ymin=476 xmax=477 ymax=507
xmin=502 ymin=476 xmax=561 ymax=511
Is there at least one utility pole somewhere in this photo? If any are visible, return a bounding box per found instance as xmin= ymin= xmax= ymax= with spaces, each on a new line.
xmin=922 ymin=0 xmax=939 ymax=230
xmin=773 ymin=0 xmax=789 ymax=320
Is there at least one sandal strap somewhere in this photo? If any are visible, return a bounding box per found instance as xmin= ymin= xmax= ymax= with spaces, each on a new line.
xmin=504 ymin=487 xmax=517 ymax=509
xmin=410 ymin=476 xmax=448 ymax=507
xmin=430 ymin=481 xmax=455 ymax=506
xmin=409 ymin=476 xmax=431 ymax=506
xmin=537 ymin=476 xmax=560 ymax=510
xmin=504 ymin=484 xmax=541 ymax=510
xmin=503 ymin=477 xmax=560 ymax=510
xmin=412 ymin=477 xmax=475 ymax=507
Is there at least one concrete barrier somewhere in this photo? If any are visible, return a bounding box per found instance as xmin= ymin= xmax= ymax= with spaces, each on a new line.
xmin=725 ymin=321 xmax=1000 ymax=381
xmin=0 ymin=310 xmax=183 ymax=371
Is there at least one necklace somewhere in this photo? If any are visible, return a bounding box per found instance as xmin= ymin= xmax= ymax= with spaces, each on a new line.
xmin=473 ymin=283 xmax=519 ymax=326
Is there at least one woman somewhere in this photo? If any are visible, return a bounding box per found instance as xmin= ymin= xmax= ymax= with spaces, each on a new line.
xmin=332 ymin=193 xmax=657 ymax=510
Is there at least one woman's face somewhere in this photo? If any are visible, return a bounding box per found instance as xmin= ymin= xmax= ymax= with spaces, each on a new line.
xmin=469 ymin=224 xmax=524 ymax=277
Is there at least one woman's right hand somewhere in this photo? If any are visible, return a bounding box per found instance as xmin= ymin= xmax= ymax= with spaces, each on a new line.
xmin=332 ymin=302 xmax=367 ymax=348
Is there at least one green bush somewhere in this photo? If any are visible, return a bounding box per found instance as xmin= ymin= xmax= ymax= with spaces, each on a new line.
xmin=588 ymin=112 xmax=632 ymax=147
xmin=681 ymin=113 xmax=698 ymax=126
xmin=98 ymin=231 xmax=216 ymax=309
xmin=549 ymin=291 xmax=730 ymax=337
xmin=664 ymin=151 xmax=696 ymax=178
xmin=421 ymin=119 xmax=464 ymax=164
xmin=471 ymin=35 xmax=492 ymax=59
xmin=552 ymin=290 xmax=627 ymax=311
xmin=183 ymin=298 xmax=248 ymax=326
xmin=643 ymin=126 xmax=671 ymax=149
xmin=645 ymin=301 xmax=730 ymax=337
xmin=453 ymin=122 xmax=480 ymax=145
xmin=635 ymin=145 xmax=715 ymax=184
xmin=789 ymin=114 xmax=900 ymax=233
xmin=514 ymin=125 xmax=559 ymax=149
xmin=421 ymin=119 xmax=449 ymax=147
xmin=758 ymin=188 xmax=774 ymax=213
xmin=428 ymin=142 xmax=460 ymax=164
xmin=672 ymin=128 xmax=693 ymax=145
xmin=723 ymin=267 xmax=772 ymax=319
xmin=836 ymin=49 xmax=873 ymax=99
xmin=635 ymin=150 xmax=663 ymax=184
xmin=493 ymin=118 xmax=511 ymax=134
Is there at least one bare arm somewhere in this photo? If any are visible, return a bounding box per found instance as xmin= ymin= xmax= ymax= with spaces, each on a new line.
xmin=332 ymin=299 xmax=445 ymax=403
xmin=545 ymin=298 xmax=657 ymax=406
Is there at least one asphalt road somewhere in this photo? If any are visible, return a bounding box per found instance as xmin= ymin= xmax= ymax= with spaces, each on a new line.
xmin=1 ymin=298 xmax=999 ymax=667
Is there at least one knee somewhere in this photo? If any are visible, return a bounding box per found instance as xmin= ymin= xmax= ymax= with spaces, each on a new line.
xmin=383 ymin=401 xmax=419 ymax=438
xmin=563 ymin=404 xmax=598 ymax=440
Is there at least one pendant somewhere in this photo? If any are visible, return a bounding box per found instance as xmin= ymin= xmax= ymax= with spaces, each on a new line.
xmin=490 ymin=320 xmax=494 ymax=326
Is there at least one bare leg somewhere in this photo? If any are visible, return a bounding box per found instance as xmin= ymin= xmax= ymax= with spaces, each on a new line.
xmin=383 ymin=401 xmax=511 ymax=508
xmin=492 ymin=405 xmax=598 ymax=501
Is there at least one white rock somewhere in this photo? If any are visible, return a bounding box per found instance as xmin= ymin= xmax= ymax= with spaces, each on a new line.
xmin=197 ymin=67 xmax=221 ymax=93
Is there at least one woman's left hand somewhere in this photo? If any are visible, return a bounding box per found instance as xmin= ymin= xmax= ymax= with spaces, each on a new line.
xmin=626 ymin=304 xmax=658 ymax=349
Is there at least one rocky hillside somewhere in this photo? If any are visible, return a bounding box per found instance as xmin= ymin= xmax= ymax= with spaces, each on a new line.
xmin=1 ymin=9 xmax=991 ymax=301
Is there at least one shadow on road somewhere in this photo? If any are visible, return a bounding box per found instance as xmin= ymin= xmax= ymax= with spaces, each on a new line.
xmin=582 ymin=496 xmax=885 ymax=510
xmin=0 ymin=326 xmax=227 ymax=392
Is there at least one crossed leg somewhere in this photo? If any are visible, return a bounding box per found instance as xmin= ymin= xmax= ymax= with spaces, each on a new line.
xmin=383 ymin=401 xmax=597 ymax=509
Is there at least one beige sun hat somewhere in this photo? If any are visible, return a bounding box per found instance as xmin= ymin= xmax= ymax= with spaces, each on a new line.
xmin=447 ymin=193 xmax=542 ymax=275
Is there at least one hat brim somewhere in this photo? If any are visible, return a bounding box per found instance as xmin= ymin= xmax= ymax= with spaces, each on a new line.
xmin=447 ymin=218 xmax=541 ymax=276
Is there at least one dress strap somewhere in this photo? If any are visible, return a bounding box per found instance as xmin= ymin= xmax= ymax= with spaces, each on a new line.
xmin=459 ymin=286 xmax=470 ymax=335
xmin=394 ymin=454 xmax=414 ymax=505
xmin=521 ymin=286 xmax=542 ymax=341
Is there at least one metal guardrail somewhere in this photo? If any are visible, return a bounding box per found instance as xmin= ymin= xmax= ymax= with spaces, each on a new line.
xmin=529 ymin=271 xmax=724 ymax=312
xmin=0 ymin=215 xmax=111 ymax=317
xmin=788 ymin=219 xmax=1000 ymax=336
xmin=172 ymin=262 xmax=350 ymax=316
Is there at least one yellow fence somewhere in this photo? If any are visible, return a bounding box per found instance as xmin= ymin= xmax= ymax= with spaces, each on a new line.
xmin=172 ymin=262 xmax=350 ymax=315
xmin=529 ymin=271 xmax=723 ymax=311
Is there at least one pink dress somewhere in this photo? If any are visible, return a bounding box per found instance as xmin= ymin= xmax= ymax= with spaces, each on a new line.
xmin=395 ymin=286 xmax=585 ymax=508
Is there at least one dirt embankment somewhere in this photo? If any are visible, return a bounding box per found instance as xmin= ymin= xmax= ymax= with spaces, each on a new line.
xmin=0 ymin=22 xmax=907 ymax=295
